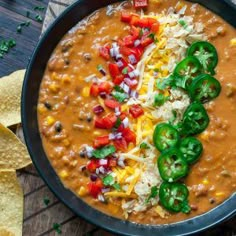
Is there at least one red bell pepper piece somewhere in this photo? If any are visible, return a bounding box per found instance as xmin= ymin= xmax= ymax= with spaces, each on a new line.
xmin=113 ymin=138 xmax=128 ymax=151
xmin=90 ymin=83 xmax=99 ymax=97
xmin=104 ymin=99 xmax=121 ymax=110
xmin=98 ymin=82 xmax=112 ymax=94
xmin=99 ymin=46 xmax=110 ymax=60
xmin=108 ymin=63 xmax=120 ymax=78
xmin=113 ymin=74 xmax=124 ymax=85
xmin=95 ymin=114 xmax=117 ymax=129
xmin=87 ymin=179 xmax=103 ymax=198
xmin=134 ymin=0 xmax=148 ymax=9
xmin=121 ymin=11 xmax=132 ymax=23
xmin=129 ymin=104 xmax=144 ymax=118
xmin=123 ymin=35 xmax=135 ymax=47
xmin=94 ymin=135 xmax=110 ymax=148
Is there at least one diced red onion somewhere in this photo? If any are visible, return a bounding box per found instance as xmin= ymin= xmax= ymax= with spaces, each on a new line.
xmin=90 ymin=174 xmax=98 ymax=182
xmin=95 ymin=168 xmax=100 ymax=175
xmin=153 ymin=71 xmax=158 ymax=76
xmin=134 ymin=39 xmax=141 ymax=47
xmin=122 ymin=83 xmax=131 ymax=94
xmin=122 ymin=117 xmax=129 ymax=128
xmin=99 ymin=166 xmax=106 ymax=174
xmin=98 ymin=194 xmax=105 ymax=202
xmin=115 ymin=107 xmax=121 ymax=116
xmin=112 ymin=42 xmax=118 ymax=48
xmin=85 ymin=146 xmax=94 ymax=158
xmin=109 ymin=133 xmax=115 ymax=140
xmin=93 ymin=105 xmax=105 ymax=115
xmin=130 ymin=90 xmax=139 ymax=98
xmin=128 ymin=54 xmax=137 ymax=65
xmin=116 ymin=54 xmax=122 ymax=60
xmin=124 ymin=78 xmax=138 ymax=87
xmin=110 ymin=47 xmax=120 ymax=58
xmin=99 ymin=159 xmax=108 ymax=166
xmin=128 ymin=64 xmax=135 ymax=70
xmin=118 ymin=156 xmax=125 ymax=167
xmin=101 ymin=187 xmax=111 ymax=193
xmin=99 ymin=92 xmax=107 ymax=99
xmin=116 ymin=60 xmax=124 ymax=68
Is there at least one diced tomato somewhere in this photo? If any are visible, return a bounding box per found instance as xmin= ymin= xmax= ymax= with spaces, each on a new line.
xmin=99 ymin=46 xmax=110 ymax=60
xmin=87 ymin=179 xmax=103 ymax=198
xmin=121 ymin=11 xmax=132 ymax=23
xmin=90 ymin=83 xmax=99 ymax=97
xmin=123 ymin=35 xmax=135 ymax=47
xmin=151 ymin=22 xmax=160 ymax=33
xmin=141 ymin=36 xmax=153 ymax=47
xmin=86 ymin=160 xmax=99 ymax=172
xmin=129 ymin=104 xmax=144 ymax=118
xmin=113 ymin=138 xmax=127 ymax=151
xmin=108 ymin=158 xmax=117 ymax=167
xmin=120 ymin=46 xmax=132 ymax=57
xmin=113 ymin=74 xmax=124 ymax=85
xmin=95 ymin=114 xmax=117 ymax=129
xmin=130 ymin=14 xmax=140 ymax=26
xmin=130 ymin=26 xmax=140 ymax=40
xmin=119 ymin=111 xmax=128 ymax=121
xmin=108 ymin=63 xmax=120 ymax=78
xmin=94 ymin=135 xmax=110 ymax=148
xmin=147 ymin=18 xmax=157 ymax=27
xmin=104 ymin=99 xmax=121 ymax=110
xmin=119 ymin=127 xmax=136 ymax=144
xmin=98 ymin=82 xmax=112 ymax=94
xmin=134 ymin=0 xmax=148 ymax=9
xmin=117 ymin=58 xmax=128 ymax=71
xmin=136 ymin=18 xmax=149 ymax=28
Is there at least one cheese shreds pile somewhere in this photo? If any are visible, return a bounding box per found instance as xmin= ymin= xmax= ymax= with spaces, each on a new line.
xmin=102 ymin=4 xmax=207 ymax=218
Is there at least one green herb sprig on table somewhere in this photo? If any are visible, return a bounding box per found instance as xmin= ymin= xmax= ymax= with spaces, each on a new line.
xmin=0 ymin=39 xmax=16 ymax=59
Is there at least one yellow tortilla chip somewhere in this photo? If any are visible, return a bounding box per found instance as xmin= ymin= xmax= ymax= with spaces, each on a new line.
xmin=0 ymin=123 xmax=31 ymax=169
xmin=0 ymin=228 xmax=14 ymax=236
xmin=0 ymin=70 xmax=25 ymax=127
xmin=0 ymin=170 xmax=23 ymax=236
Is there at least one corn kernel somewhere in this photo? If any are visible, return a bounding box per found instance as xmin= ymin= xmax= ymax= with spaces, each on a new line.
xmin=202 ymin=179 xmax=209 ymax=185
xmin=128 ymin=143 xmax=135 ymax=151
xmin=37 ymin=104 xmax=47 ymax=114
xmin=48 ymin=83 xmax=60 ymax=93
xmin=230 ymin=38 xmax=236 ymax=47
xmin=62 ymin=139 xmax=71 ymax=147
xmin=93 ymin=130 xmax=102 ymax=136
xmin=215 ymin=192 xmax=224 ymax=197
xmin=51 ymin=72 xmax=59 ymax=80
xmin=78 ymin=186 xmax=88 ymax=197
xmin=46 ymin=116 xmax=55 ymax=126
xmin=59 ymin=170 xmax=69 ymax=179
xmin=81 ymin=86 xmax=90 ymax=97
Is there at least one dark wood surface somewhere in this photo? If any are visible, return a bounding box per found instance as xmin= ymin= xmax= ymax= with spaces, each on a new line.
xmin=0 ymin=1 xmax=235 ymax=235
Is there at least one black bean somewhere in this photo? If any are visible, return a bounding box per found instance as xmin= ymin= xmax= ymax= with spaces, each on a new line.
xmin=209 ymin=198 xmax=216 ymax=204
xmin=44 ymin=102 xmax=52 ymax=110
xmin=87 ymin=116 xmax=93 ymax=122
xmin=83 ymin=53 xmax=92 ymax=62
xmin=64 ymin=58 xmax=70 ymax=65
xmin=54 ymin=121 xmax=62 ymax=132
xmin=79 ymin=150 xmax=86 ymax=158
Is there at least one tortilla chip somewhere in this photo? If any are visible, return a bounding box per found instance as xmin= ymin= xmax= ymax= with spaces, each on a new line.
xmin=0 ymin=170 xmax=23 ymax=236
xmin=0 ymin=70 xmax=25 ymax=127
xmin=0 ymin=228 xmax=14 ymax=236
xmin=0 ymin=123 xmax=31 ymax=169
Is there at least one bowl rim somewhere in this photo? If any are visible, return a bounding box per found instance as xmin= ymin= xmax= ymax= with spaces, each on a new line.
xmin=21 ymin=0 xmax=236 ymax=235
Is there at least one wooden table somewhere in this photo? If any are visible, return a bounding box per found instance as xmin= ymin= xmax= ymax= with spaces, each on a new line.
xmin=0 ymin=0 xmax=235 ymax=235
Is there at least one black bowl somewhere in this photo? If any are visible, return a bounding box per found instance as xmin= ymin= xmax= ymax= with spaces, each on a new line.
xmin=21 ymin=1 xmax=236 ymax=235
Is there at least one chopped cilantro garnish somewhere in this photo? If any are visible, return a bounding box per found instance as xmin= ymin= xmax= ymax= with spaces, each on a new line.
xmin=146 ymin=186 xmax=159 ymax=203
xmin=102 ymin=174 xmax=114 ymax=186
xmin=17 ymin=21 xmax=31 ymax=33
xmin=148 ymin=33 xmax=158 ymax=43
xmin=17 ymin=26 xmax=22 ymax=33
xmin=53 ymin=223 xmax=62 ymax=234
xmin=112 ymin=183 xmax=121 ymax=191
xmin=97 ymin=64 xmax=103 ymax=70
xmin=114 ymin=117 xmax=122 ymax=128
xmin=112 ymin=86 xmax=128 ymax=102
xmin=0 ymin=39 xmax=16 ymax=58
xmin=35 ymin=14 xmax=43 ymax=22
xmin=122 ymin=67 xmax=128 ymax=75
xmin=34 ymin=6 xmax=45 ymax=11
xmin=153 ymin=93 xmax=169 ymax=107
xmin=156 ymin=75 xmax=175 ymax=90
xmin=140 ymin=142 xmax=150 ymax=150
xmin=92 ymin=145 xmax=116 ymax=159
xmin=43 ymin=197 xmax=50 ymax=206
xmin=178 ymin=19 xmax=188 ymax=29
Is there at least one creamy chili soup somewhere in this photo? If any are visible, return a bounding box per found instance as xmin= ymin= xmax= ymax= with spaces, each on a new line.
xmin=38 ymin=0 xmax=236 ymax=224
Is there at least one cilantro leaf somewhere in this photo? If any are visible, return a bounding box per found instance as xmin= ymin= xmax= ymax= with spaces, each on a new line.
xmin=122 ymin=67 xmax=128 ymax=75
xmin=53 ymin=223 xmax=62 ymax=234
xmin=43 ymin=197 xmax=50 ymax=206
xmin=112 ymin=91 xmax=128 ymax=102
xmin=156 ymin=75 xmax=175 ymax=90
xmin=102 ymin=174 xmax=115 ymax=186
xmin=146 ymin=186 xmax=159 ymax=203
xmin=112 ymin=183 xmax=121 ymax=191
xmin=114 ymin=117 xmax=122 ymax=128
xmin=92 ymin=145 xmax=116 ymax=159
xmin=140 ymin=142 xmax=150 ymax=150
